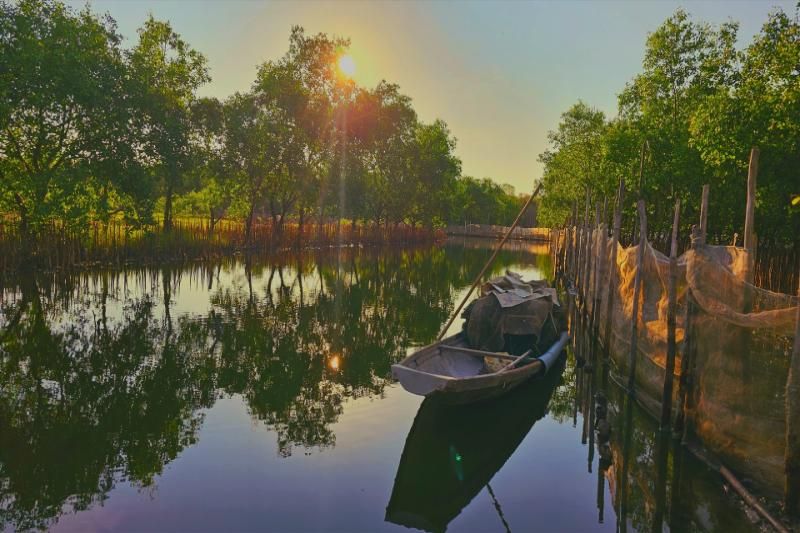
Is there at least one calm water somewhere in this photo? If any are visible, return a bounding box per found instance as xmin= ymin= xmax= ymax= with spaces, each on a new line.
xmin=0 ymin=241 xmax=759 ymax=532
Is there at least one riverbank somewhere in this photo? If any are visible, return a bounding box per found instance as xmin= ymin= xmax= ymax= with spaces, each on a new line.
xmin=0 ymin=218 xmax=445 ymax=273
xmin=445 ymin=223 xmax=550 ymax=241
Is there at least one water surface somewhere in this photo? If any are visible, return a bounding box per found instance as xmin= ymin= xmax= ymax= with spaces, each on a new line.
xmin=0 ymin=241 xmax=759 ymax=532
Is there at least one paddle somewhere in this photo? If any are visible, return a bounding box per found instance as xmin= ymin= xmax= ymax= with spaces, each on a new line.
xmin=436 ymin=183 xmax=543 ymax=341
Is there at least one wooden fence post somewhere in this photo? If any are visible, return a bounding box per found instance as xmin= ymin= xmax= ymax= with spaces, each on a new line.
xmin=591 ymin=203 xmax=604 ymax=362
xmin=700 ymin=184 xmax=710 ymax=243
xmin=581 ymin=189 xmax=592 ymax=310
xmin=675 ymin=225 xmax=699 ymax=435
xmin=744 ymin=148 xmax=759 ymax=314
xmin=744 ymin=147 xmax=759 ymax=264
xmin=570 ymin=201 xmax=578 ymax=280
xmin=660 ymin=199 xmax=681 ymax=431
xmin=675 ymin=187 xmax=708 ymax=436
xmin=603 ymin=180 xmax=624 ymax=361
xmin=627 ymin=200 xmax=647 ymax=393
xmin=786 ymin=275 xmax=800 ymax=514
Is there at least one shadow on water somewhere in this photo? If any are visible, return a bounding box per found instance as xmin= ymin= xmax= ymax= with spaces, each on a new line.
xmin=385 ymin=360 xmax=566 ymax=533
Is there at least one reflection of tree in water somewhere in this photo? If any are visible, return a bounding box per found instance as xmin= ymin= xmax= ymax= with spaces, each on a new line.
xmin=0 ymin=244 xmax=539 ymax=529
xmin=207 ymin=246 xmax=521 ymax=456
xmin=0 ymin=279 xmax=217 ymax=531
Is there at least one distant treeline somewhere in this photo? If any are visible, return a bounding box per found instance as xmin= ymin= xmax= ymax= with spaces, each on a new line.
xmin=538 ymin=8 xmax=800 ymax=250
xmin=0 ymin=0 xmax=531 ymax=251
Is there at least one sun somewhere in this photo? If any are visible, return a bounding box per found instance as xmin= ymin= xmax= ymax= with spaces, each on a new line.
xmin=338 ymin=54 xmax=356 ymax=78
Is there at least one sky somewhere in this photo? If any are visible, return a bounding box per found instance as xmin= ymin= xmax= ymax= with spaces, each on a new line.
xmin=69 ymin=0 xmax=797 ymax=193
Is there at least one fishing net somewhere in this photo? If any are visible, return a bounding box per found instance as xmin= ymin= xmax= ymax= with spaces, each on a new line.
xmin=559 ymin=226 xmax=799 ymax=496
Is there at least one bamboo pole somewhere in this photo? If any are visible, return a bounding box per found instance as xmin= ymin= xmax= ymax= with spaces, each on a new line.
xmin=590 ymin=203 xmax=603 ymax=362
xmin=675 ymin=224 xmax=703 ymax=436
xmin=660 ymin=199 xmax=681 ymax=431
xmin=627 ymin=200 xmax=647 ymax=393
xmin=700 ymin=184 xmax=710 ymax=243
xmin=678 ymin=187 xmax=709 ymax=437
xmin=744 ymin=147 xmax=759 ymax=260
xmin=603 ymin=180 xmax=624 ymax=361
xmin=580 ymin=190 xmax=591 ymax=306
xmin=570 ymin=201 xmax=578 ymax=280
xmin=436 ymin=184 xmax=542 ymax=340
xmin=786 ymin=274 xmax=800 ymax=514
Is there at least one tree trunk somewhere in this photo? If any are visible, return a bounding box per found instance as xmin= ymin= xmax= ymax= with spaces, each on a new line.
xmin=297 ymin=208 xmax=305 ymax=247
xmin=163 ymin=180 xmax=174 ymax=233
xmin=209 ymin=208 xmax=216 ymax=240
xmin=245 ymin=202 xmax=255 ymax=245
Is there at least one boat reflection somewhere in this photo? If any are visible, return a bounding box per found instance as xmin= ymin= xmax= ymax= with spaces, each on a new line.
xmin=385 ymin=360 xmax=565 ymax=532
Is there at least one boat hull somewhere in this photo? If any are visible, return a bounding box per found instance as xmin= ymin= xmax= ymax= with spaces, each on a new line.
xmin=392 ymin=331 xmax=569 ymax=405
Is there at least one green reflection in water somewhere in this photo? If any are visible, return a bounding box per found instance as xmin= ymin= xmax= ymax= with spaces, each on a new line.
xmin=0 ymin=241 xmax=760 ymax=533
xmin=0 ymin=243 xmax=541 ymax=531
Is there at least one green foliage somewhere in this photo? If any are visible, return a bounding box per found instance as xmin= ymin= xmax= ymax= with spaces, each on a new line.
xmin=127 ymin=15 xmax=209 ymax=232
xmin=0 ymin=0 xmax=526 ymax=247
xmin=0 ymin=0 xmax=131 ymax=232
xmin=451 ymin=176 xmax=528 ymax=226
xmin=540 ymin=8 xmax=800 ymax=246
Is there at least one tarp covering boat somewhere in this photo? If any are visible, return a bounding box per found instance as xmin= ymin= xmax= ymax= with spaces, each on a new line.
xmin=463 ymin=271 xmax=565 ymax=356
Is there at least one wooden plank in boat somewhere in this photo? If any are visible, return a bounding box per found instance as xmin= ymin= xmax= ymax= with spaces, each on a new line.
xmin=438 ymin=345 xmax=517 ymax=360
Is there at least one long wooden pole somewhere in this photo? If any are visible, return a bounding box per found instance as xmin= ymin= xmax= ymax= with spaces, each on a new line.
xmin=581 ymin=189 xmax=591 ymax=307
xmin=659 ymin=199 xmax=681 ymax=431
xmin=744 ymin=147 xmax=759 ymax=260
xmin=786 ymin=274 xmax=800 ymax=514
xmin=627 ymin=200 xmax=647 ymax=393
xmin=603 ymin=180 xmax=624 ymax=361
xmin=436 ymin=183 xmax=542 ymax=340
xmin=699 ymin=184 xmax=710 ymax=243
xmin=590 ymin=203 xmax=603 ymax=363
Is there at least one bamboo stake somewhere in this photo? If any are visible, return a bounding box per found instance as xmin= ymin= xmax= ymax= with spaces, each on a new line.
xmin=590 ymin=203 xmax=603 ymax=362
xmin=786 ymin=274 xmax=800 ymax=514
xmin=603 ymin=180 xmax=624 ymax=361
xmin=660 ymin=199 xmax=680 ymax=431
xmin=578 ymin=190 xmax=589 ymax=304
xmin=436 ymin=184 xmax=542 ymax=340
xmin=570 ymin=201 xmax=578 ymax=279
xmin=744 ymin=147 xmax=759 ymax=260
xmin=582 ymin=190 xmax=592 ymax=312
xmin=700 ymin=184 xmax=710 ymax=243
xmin=627 ymin=200 xmax=647 ymax=393
xmin=675 ymin=224 xmax=702 ymax=436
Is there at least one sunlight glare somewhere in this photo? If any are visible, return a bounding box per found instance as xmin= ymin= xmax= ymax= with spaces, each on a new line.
xmin=338 ymin=55 xmax=356 ymax=78
xmin=328 ymin=354 xmax=341 ymax=371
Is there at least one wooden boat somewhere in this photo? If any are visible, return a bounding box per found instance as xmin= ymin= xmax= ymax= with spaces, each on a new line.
xmin=391 ymin=330 xmax=569 ymax=405
xmin=385 ymin=360 xmax=565 ymax=532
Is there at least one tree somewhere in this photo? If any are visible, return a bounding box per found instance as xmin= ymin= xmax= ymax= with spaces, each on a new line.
xmin=174 ymin=97 xmax=230 ymax=236
xmin=410 ymin=119 xmax=461 ymax=227
xmin=0 ymin=0 xmax=130 ymax=235
xmin=346 ymin=82 xmax=417 ymax=227
xmin=221 ymin=91 xmax=280 ymax=243
xmin=691 ymin=9 xmax=800 ymax=247
xmin=616 ymin=9 xmax=739 ymax=233
xmin=537 ymin=102 xmax=608 ymax=227
xmin=128 ymin=15 xmax=209 ymax=233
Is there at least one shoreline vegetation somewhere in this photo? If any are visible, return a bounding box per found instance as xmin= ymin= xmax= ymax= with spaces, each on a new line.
xmin=0 ymin=0 xmax=534 ymax=268
xmin=0 ymin=216 xmax=446 ymax=273
xmin=537 ymin=8 xmax=800 ymax=294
